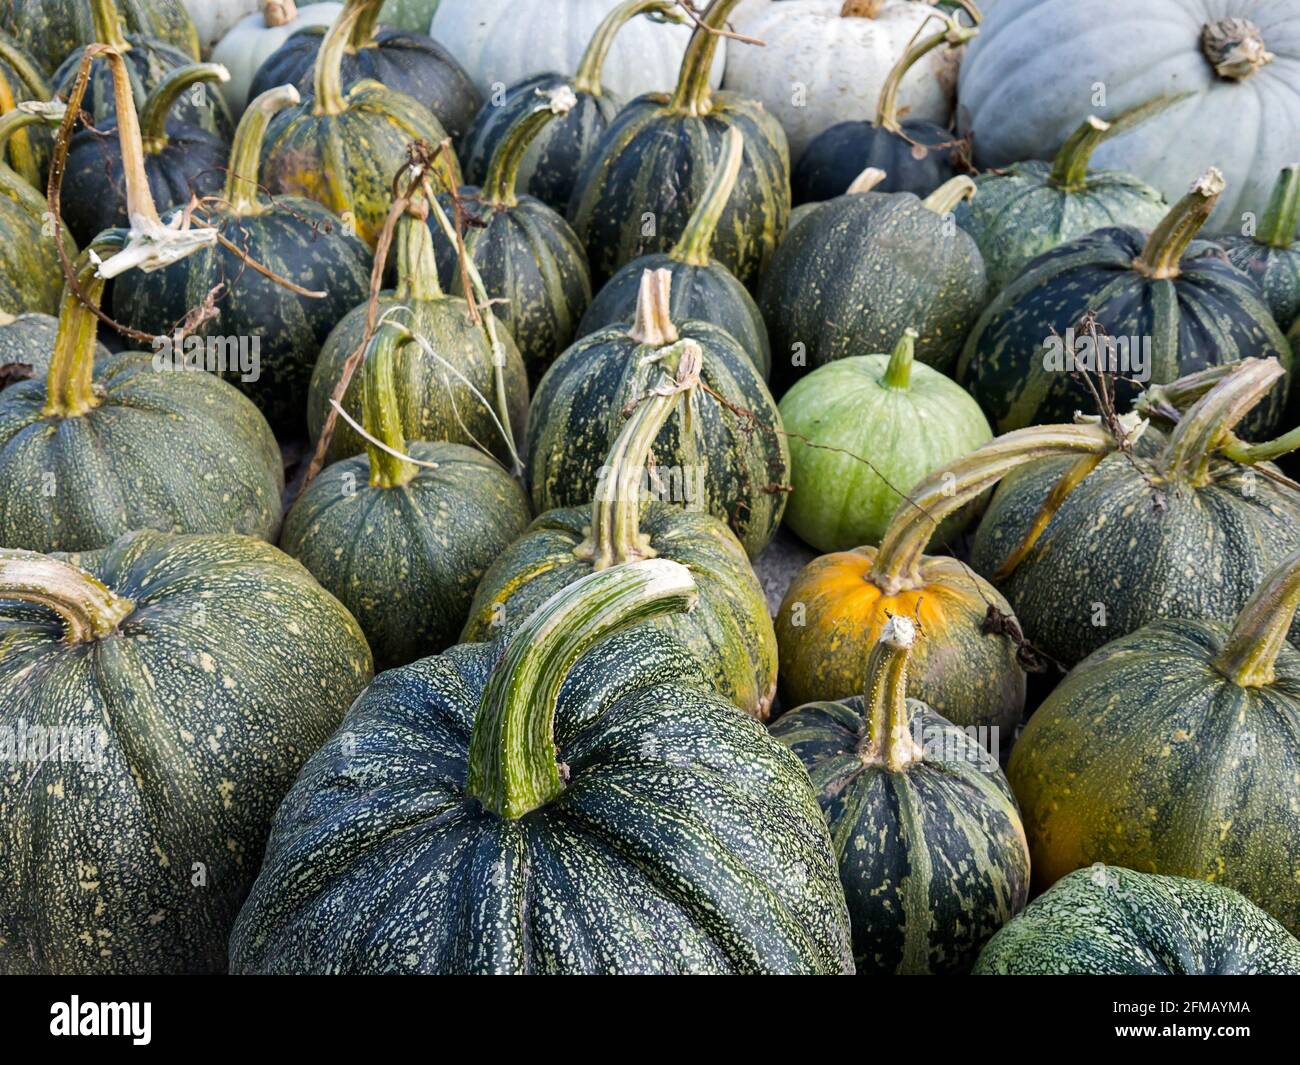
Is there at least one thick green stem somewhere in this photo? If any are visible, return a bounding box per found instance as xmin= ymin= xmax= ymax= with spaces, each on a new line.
xmin=874 ymin=18 xmax=975 ymax=133
xmin=89 ymin=0 xmax=131 ymax=51
xmin=0 ymin=53 xmax=47 ymax=189
xmin=859 ymin=615 xmax=923 ymax=773
xmin=314 ymin=0 xmax=368 ymax=115
xmin=671 ymin=127 xmax=742 ymax=266
xmin=42 ymin=245 xmax=112 ymax=418
xmin=362 ymin=323 xmax=419 ymax=488
xmin=1256 ymin=165 xmax=1300 ymax=249
xmin=881 ymin=328 xmax=917 ymax=391
xmin=395 ymin=197 xmax=444 ymax=301
xmin=0 ymin=549 xmax=135 ymax=643
xmin=574 ymin=0 xmax=682 ymax=95
xmin=668 ymin=0 xmax=745 ymax=116
xmin=627 ymin=267 xmax=679 ymax=347
xmin=0 ymin=105 xmax=56 ymax=200
xmin=467 ymin=559 xmax=699 ymax=818
xmin=482 ymin=88 xmax=575 ymax=207
xmin=923 ymin=175 xmax=976 ymax=215
xmin=140 ymin=63 xmax=229 ymax=153
xmin=1048 ymin=116 xmax=1111 ymax=191
xmin=224 ymin=84 xmax=301 ymax=215
xmin=350 ymin=0 xmax=384 ymax=45
xmin=1222 ymin=425 xmax=1300 ymax=465
xmin=0 ymin=36 xmax=52 ymax=101
xmin=1214 ymin=548 xmax=1300 ymax=687
xmin=1134 ymin=168 xmax=1223 ymax=279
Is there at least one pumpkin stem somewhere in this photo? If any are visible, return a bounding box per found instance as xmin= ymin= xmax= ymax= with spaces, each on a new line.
xmin=0 ymin=34 xmax=52 ymax=102
xmin=467 ymin=558 xmax=699 ymax=819
xmin=671 ymin=127 xmax=743 ymax=266
xmin=96 ymin=45 xmax=160 ymax=228
xmin=1048 ymin=116 xmax=1111 ymax=191
xmin=362 ymin=321 xmax=420 ymax=488
xmin=860 ymin=614 xmax=924 ymax=773
xmin=575 ymin=339 xmax=703 ymax=569
xmin=349 ymin=0 xmax=385 ymax=46
xmin=847 ymin=167 xmax=888 ymax=195
xmin=315 ymin=0 xmax=368 ymax=116
xmin=1221 ymin=424 xmax=1300 ymax=466
xmin=0 ymin=101 xmax=63 ymax=208
xmin=874 ymin=17 xmax=975 ymax=134
xmin=1133 ymin=168 xmax=1224 ymax=279
xmin=0 ymin=42 xmax=51 ymax=190
xmin=263 ymin=1 xmax=298 ymax=27
xmin=841 ymin=0 xmax=885 ymax=16
xmin=395 ymin=193 xmax=444 ymax=301
xmin=668 ymin=0 xmax=745 ymax=117
xmin=1214 ymin=547 xmax=1300 ymax=688
xmin=88 ymin=0 xmax=132 ymax=52
xmin=1201 ymin=18 xmax=1274 ymax=80
xmin=1255 ymin=165 xmax=1300 ymax=250
xmin=482 ymin=86 xmax=577 ymax=207
xmin=881 ymin=328 xmax=918 ymax=391
xmin=42 ymin=245 xmax=111 ymax=418
xmin=574 ymin=0 xmax=684 ymax=96
xmin=922 ymin=175 xmax=976 ymax=215
xmin=224 ymin=84 xmax=301 ymax=215
xmin=870 ymin=418 xmax=1146 ymax=594
xmin=0 ymin=549 xmax=135 ymax=643
xmin=627 ymin=268 xmax=680 ymax=347
xmin=140 ymin=63 xmax=229 ymax=154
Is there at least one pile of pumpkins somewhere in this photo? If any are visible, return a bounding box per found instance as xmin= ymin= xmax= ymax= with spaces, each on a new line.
xmin=1 ymin=0 xmax=1300 ymax=976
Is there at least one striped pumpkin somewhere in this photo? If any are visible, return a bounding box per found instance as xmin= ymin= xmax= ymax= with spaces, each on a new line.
xmin=1219 ymin=165 xmax=1300 ymax=333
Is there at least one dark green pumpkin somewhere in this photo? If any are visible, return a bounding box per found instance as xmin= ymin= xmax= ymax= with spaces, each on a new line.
xmin=578 ymin=127 xmax=770 ymax=379
xmin=0 ymin=0 xmax=199 ymax=74
xmin=0 ymin=310 xmax=59 ymax=373
xmin=113 ymin=84 xmax=372 ymax=435
xmin=959 ymin=169 xmax=1293 ymax=436
xmin=464 ymin=339 xmax=776 ymax=719
xmin=568 ymin=0 xmax=790 ymax=289
xmin=283 ymin=323 xmax=531 ymax=671
xmin=1219 ymin=165 xmax=1300 ymax=333
xmin=0 ymin=531 xmax=373 ymax=974
xmin=229 ymin=561 xmax=854 ymax=974
xmin=248 ymin=0 xmax=482 ymax=143
xmin=0 ymin=33 xmax=53 ymax=189
xmin=760 ymin=171 xmax=987 ymax=390
xmin=772 ymin=615 xmax=1029 ymax=974
xmin=954 ymin=115 xmax=1168 ymax=297
xmin=974 ymin=866 xmax=1300 ymax=975
xmin=528 ymin=268 xmax=788 ymax=558
xmin=430 ymin=89 xmax=592 ymax=383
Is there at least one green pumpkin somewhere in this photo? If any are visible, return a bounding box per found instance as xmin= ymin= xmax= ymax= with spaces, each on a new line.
xmin=229 ymin=561 xmax=854 ymax=974
xmin=378 ymin=0 xmax=440 ymax=34
xmin=578 ymin=127 xmax=770 ymax=379
xmin=974 ymin=866 xmax=1300 ymax=975
xmin=528 ymin=268 xmax=789 ymax=558
xmin=0 ymin=33 xmax=53 ymax=189
xmin=430 ymin=88 xmax=592 ymax=383
xmin=0 ymin=310 xmax=59 ymax=372
xmin=778 ymin=328 xmax=992 ymax=552
xmin=112 ymin=84 xmax=373 ymax=435
xmin=760 ymin=171 xmax=988 ymax=390
xmin=258 ymin=0 xmax=459 ymax=249
xmin=955 ymin=115 xmax=1168 ymax=297
xmin=959 ymin=168 xmax=1293 ymax=436
xmin=772 ymin=615 xmax=1030 ymax=974
xmin=464 ymin=339 xmax=776 ymax=719
xmin=307 ymin=191 xmax=529 ymax=468
xmin=0 ymin=531 xmax=373 ymax=973
xmin=0 ymin=0 xmax=199 ymax=73
xmin=1219 ymin=165 xmax=1300 ymax=333
xmin=283 ymin=323 xmax=531 ymax=671
xmin=568 ymin=0 xmax=790 ymax=289
xmin=972 ymin=359 xmax=1300 ymax=669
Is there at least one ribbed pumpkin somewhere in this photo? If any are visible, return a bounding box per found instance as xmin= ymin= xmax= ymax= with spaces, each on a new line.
xmin=0 ymin=531 xmax=372 ymax=974
xmin=974 ymin=866 xmax=1300 ymax=975
xmin=211 ymin=1 xmax=341 ymax=115
xmin=429 ymin=88 xmax=591 ymax=383
xmin=248 ymin=0 xmax=481 ymax=142
xmin=578 ymin=128 xmax=770 ymax=379
xmin=229 ymin=561 xmax=854 ymax=974
xmin=972 ymin=359 xmax=1300 ymax=669
xmin=778 ymin=328 xmax=992 ymax=552
xmin=183 ymin=0 xmax=262 ymax=55
xmin=0 ymin=310 xmax=59 ymax=372
xmin=568 ymin=0 xmax=790 ymax=288
xmin=776 ymin=419 xmax=1142 ymax=732
xmin=959 ymin=169 xmax=1293 ymax=436
xmin=760 ymin=171 xmax=987 ymax=388
xmin=308 ymin=190 xmax=528 ymax=467
xmin=0 ymin=33 xmax=53 ymax=188
xmin=257 ymin=0 xmax=458 ymax=248
xmin=772 ymin=615 xmax=1029 ymax=974
xmin=528 ymin=269 xmax=789 ymax=558
xmin=465 ymin=340 xmax=777 ymax=719
xmin=112 ymin=84 xmax=372 ymax=434
xmin=791 ymin=14 xmax=972 ymax=206
xmin=1220 ymin=165 xmax=1300 ymax=333
xmin=283 ymin=323 xmax=530 ymax=671
xmin=954 ymin=114 xmax=1168 ymax=297
xmin=458 ymin=0 xmax=679 ymax=213
xmin=0 ymin=0 xmax=199 ymax=72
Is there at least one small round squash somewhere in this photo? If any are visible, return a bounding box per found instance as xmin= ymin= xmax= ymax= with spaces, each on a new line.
xmin=211 ymin=1 xmax=343 ymax=116
xmin=1219 ymin=164 xmax=1300 ymax=333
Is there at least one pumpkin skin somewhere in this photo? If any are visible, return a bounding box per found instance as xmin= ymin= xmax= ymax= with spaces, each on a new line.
xmin=229 ymin=561 xmax=854 ymax=975
xmin=0 ymin=312 xmax=61 ymax=374
xmin=0 ymin=0 xmax=199 ymax=73
xmin=0 ymin=33 xmax=54 ymax=188
xmin=211 ymin=1 xmax=342 ymax=115
xmin=974 ymin=866 xmax=1300 ymax=975
xmin=0 ymin=531 xmax=373 ymax=974
xmin=771 ymin=616 xmax=1030 ymax=974
xmin=1219 ymin=165 xmax=1300 ymax=333
xmin=183 ymin=0 xmax=262 ymax=55
xmin=378 ymin=0 xmax=438 ymax=33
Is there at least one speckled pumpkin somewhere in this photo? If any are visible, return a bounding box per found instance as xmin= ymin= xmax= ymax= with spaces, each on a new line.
xmin=229 ymin=561 xmax=854 ymax=974
xmin=283 ymin=323 xmax=530 ymax=671
xmin=772 ymin=615 xmax=1029 ymax=974
xmin=0 ymin=34 xmax=53 ymax=189
xmin=974 ymin=866 xmax=1300 ymax=975
xmin=0 ymin=311 xmax=60 ymax=373
xmin=1219 ymin=165 xmax=1300 ymax=333
xmin=0 ymin=0 xmax=199 ymax=73
xmin=0 ymin=532 xmax=372 ymax=974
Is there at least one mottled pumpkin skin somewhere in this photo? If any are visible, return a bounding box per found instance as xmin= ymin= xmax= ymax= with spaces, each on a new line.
xmin=0 ymin=0 xmax=199 ymax=73
xmin=0 ymin=313 xmax=62 ymax=373
xmin=462 ymin=502 xmax=777 ymax=719
xmin=772 ymin=698 xmax=1029 ymax=974
xmin=972 ymin=451 xmax=1300 ymax=669
xmin=569 ymin=92 xmax=790 ymax=288
xmin=113 ymin=198 xmax=372 ymax=435
xmin=0 ymin=352 xmax=284 ymax=552
xmin=282 ymin=441 xmax=531 ymax=671
xmin=974 ymin=866 xmax=1300 ymax=975
xmin=792 ymin=119 xmax=958 ymax=206
xmin=0 ymin=176 xmax=71 ymax=316
xmin=0 ymin=530 xmax=373 ymax=975
xmin=249 ymin=26 xmax=482 ymax=143
xmin=958 ymin=231 xmax=1294 ymax=436
xmin=228 ymin=627 xmax=853 ymax=974
xmin=527 ymin=319 xmax=789 ymax=558
xmin=578 ymin=251 xmax=771 ymax=379
xmin=777 ymin=550 xmax=1025 ymax=735
xmin=430 ymin=187 xmax=592 ymax=382
xmin=1220 ymin=233 xmax=1300 ymax=334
